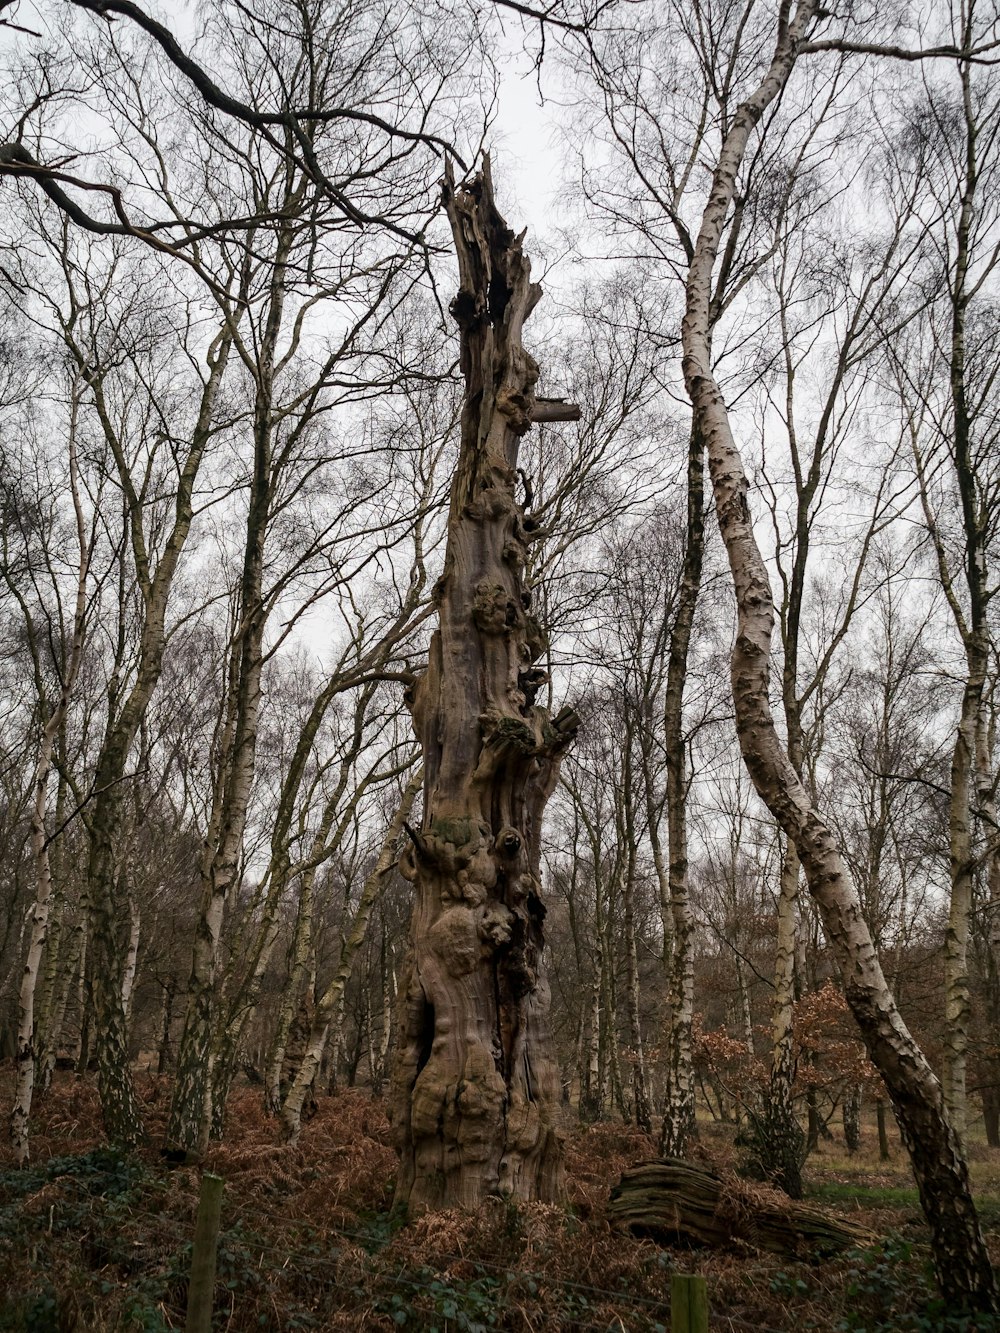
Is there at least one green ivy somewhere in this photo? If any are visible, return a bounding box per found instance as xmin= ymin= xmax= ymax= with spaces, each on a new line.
xmin=834 ymin=1241 xmax=1000 ymax=1333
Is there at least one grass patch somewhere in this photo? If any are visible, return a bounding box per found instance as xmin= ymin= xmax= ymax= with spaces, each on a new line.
xmin=808 ymin=1180 xmax=922 ymax=1208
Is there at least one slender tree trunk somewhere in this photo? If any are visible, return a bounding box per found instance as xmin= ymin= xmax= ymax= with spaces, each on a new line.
xmin=326 ymin=991 xmax=347 ymax=1092
xmin=266 ymin=867 xmax=315 ymax=1115
xmin=11 ymin=690 xmax=78 ymax=1163
xmin=660 ymin=875 xmax=697 ymax=1153
xmin=33 ymin=902 xmax=64 ymax=1095
xmin=120 ymin=894 xmax=141 ymax=1026
xmin=389 ymin=162 xmax=578 ymax=1212
xmin=579 ymin=979 xmax=602 ymax=1121
xmin=281 ymin=774 xmax=420 ymax=1142
xmin=10 ymin=407 xmax=89 ymax=1164
xmin=73 ymin=914 xmax=90 ymax=1072
xmin=735 ymin=956 xmax=755 ymax=1057
xmin=983 ymin=1087 xmax=1000 ymax=1150
xmin=944 ymin=689 xmax=977 ymax=1145
xmin=623 ymin=901 xmax=651 ymax=1131
xmin=609 ymin=1017 xmax=629 ymax=1122
xmin=33 ymin=765 xmax=71 ymax=1095
xmin=601 ymin=920 xmax=623 ymax=1117
xmin=905 ymin=29 xmax=989 ymax=1161
xmin=682 ymin=4 xmax=995 ymax=1307
xmin=941 ymin=42 xmax=988 ymax=1151
xmin=371 ymin=947 xmax=395 ymax=1097
xmin=763 ymin=840 xmax=804 ymax=1195
xmin=876 ymin=1096 xmax=891 ymax=1161
xmin=89 ymin=796 xmax=144 ymax=1141
xmin=975 ymin=716 xmax=1000 ymax=1152
xmin=771 ymin=843 xmax=799 ymax=1098
xmin=166 ymin=231 xmax=289 ymax=1156
xmin=621 ymin=754 xmax=651 ymax=1132
xmin=844 ymin=1084 xmax=862 ymax=1153
xmin=157 ymin=981 xmax=175 ymax=1076
xmin=659 ymin=420 xmax=705 ymax=1157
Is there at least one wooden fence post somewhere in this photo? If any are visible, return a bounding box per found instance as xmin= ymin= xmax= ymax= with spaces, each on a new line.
xmin=185 ymin=1171 xmax=224 ymax=1333
xmin=671 ymin=1273 xmax=709 ymax=1333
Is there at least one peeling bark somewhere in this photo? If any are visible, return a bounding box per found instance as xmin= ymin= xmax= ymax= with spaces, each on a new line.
xmin=763 ymin=838 xmax=804 ymax=1196
xmin=389 ymin=160 xmax=578 ymax=1211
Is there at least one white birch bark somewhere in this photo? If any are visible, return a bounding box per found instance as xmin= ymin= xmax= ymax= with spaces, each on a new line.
xmin=680 ymin=0 xmax=995 ymax=1307
xmin=120 ymin=897 xmax=141 ymax=1026
xmin=10 ymin=394 xmax=90 ymax=1166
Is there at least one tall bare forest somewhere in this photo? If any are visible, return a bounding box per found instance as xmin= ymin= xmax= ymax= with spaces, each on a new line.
xmin=2 ymin=0 xmax=1000 ymax=1327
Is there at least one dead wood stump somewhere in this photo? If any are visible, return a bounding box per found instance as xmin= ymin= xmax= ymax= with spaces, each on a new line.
xmin=609 ymin=1158 xmax=877 ymax=1257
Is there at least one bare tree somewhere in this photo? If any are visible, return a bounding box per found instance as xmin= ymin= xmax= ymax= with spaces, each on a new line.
xmin=390 ymin=161 xmax=579 ymax=1210
xmin=671 ymin=0 xmax=995 ymax=1307
xmin=884 ymin=19 xmax=1000 ymax=1143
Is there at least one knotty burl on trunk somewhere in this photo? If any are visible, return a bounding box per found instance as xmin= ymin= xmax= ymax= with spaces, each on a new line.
xmin=389 ymin=161 xmax=578 ymax=1212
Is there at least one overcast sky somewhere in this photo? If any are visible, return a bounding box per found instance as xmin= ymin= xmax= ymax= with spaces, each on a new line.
xmin=491 ymin=46 xmax=565 ymax=236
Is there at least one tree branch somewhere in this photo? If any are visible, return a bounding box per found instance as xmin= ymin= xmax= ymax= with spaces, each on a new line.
xmin=801 ymin=37 xmax=1000 ymax=66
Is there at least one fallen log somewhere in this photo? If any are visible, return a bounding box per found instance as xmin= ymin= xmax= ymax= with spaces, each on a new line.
xmin=609 ymin=1158 xmax=877 ymax=1257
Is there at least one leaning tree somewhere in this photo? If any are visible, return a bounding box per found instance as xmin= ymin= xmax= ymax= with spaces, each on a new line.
xmin=389 ymin=160 xmax=580 ymax=1211
xmin=676 ymin=0 xmax=996 ymax=1310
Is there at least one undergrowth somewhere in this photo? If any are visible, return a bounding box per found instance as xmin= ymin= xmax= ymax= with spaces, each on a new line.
xmin=0 ymin=1075 xmax=998 ymax=1331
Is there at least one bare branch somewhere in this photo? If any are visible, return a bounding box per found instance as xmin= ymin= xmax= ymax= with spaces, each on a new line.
xmin=801 ymin=37 xmax=1000 ymax=66
xmin=68 ymin=0 xmax=467 ymax=166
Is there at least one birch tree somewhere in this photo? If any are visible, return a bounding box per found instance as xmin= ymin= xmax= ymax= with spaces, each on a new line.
xmin=1 ymin=362 xmax=99 ymax=1163
xmin=669 ymin=0 xmax=996 ymax=1307
xmin=886 ymin=21 xmax=1000 ymax=1143
xmin=555 ymin=0 xmax=1000 ymax=1303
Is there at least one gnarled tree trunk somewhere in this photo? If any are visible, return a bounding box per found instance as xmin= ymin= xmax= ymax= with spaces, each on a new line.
xmin=389 ymin=160 xmax=578 ymax=1212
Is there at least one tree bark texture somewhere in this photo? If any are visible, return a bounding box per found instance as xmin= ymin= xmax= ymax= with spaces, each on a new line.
xmin=761 ymin=839 xmax=804 ymax=1197
xmin=620 ymin=730 xmax=652 ymax=1133
xmin=681 ymin=1 xmax=996 ymax=1310
xmin=389 ymin=160 xmax=578 ymax=1212
xmin=658 ymin=422 xmax=704 ymax=1158
xmin=610 ymin=1159 xmax=875 ymax=1256
xmin=843 ymin=1084 xmax=862 ymax=1153
xmin=166 ymin=221 xmax=294 ymax=1156
xmin=941 ymin=38 xmax=985 ymax=1149
xmin=876 ymin=1096 xmax=892 ymax=1161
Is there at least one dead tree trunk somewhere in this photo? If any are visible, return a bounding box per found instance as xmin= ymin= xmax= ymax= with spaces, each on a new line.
xmin=610 ymin=1159 xmax=875 ymax=1256
xmin=389 ymin=160 xmax=578 ymax=1212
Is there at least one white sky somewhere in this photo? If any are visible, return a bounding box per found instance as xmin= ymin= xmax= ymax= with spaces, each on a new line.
xmin=490 ymin=49 xmax=566 ymax=238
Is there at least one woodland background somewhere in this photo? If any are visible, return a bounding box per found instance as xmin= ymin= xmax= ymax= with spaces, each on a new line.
xmin=1 ymin=0 xmax=1000 ymax=1327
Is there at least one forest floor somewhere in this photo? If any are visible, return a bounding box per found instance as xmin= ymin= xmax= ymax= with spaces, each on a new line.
xmin=1 ymin=1073 xmax=999 ymax=1332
